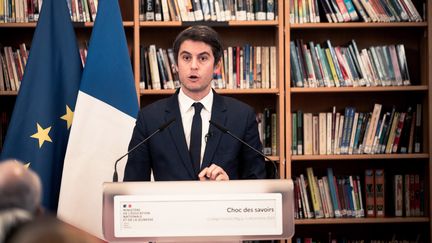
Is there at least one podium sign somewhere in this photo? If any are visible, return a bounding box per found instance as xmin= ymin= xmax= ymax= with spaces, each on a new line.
xmin=103 ymin=179 xmax=294 ymax=242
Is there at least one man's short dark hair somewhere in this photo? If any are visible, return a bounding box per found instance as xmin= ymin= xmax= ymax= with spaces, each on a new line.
xmin=173 ymin=25 xmax=223 ymax=66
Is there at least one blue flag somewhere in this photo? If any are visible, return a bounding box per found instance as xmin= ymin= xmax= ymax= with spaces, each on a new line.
xmin=0 ymin=0 xmax=82 ymax=211
xmin=58 ymin=0 xmax=138 ymax=237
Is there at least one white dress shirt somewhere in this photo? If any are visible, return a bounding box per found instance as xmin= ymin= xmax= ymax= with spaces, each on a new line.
xmin=178 ymin=88 xmax=213 ymax=166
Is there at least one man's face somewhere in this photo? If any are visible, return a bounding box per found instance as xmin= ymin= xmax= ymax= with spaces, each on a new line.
xmin=177 ymin=40 xmax=219 ymax=100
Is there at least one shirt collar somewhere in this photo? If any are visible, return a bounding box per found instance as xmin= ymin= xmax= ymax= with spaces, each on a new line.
xmin=178 ymin=88 xmax=213 ymax=113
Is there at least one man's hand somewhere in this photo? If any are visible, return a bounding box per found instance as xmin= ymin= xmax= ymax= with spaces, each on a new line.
xmin=198 ymin=164 xmax=229 ymax=181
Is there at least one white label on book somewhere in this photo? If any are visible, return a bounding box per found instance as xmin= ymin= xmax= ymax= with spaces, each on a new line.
xmin=114 ymin=193 xmax=283 ymax=237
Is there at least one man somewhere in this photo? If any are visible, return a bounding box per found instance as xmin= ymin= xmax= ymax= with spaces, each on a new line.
xmin=124 ymin=25 xmax=266 ymax=181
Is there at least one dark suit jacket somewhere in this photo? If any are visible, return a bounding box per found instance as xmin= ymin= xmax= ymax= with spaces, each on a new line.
xmin=123 ymin=90 xmax=266 ymax=181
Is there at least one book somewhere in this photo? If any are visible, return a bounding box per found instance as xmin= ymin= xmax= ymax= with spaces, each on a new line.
xmin=306 ymin=167 xmax=324 ymax=218
xmin=413 ymin=103 xmax=422 ymax=153
xmin=375 ymin=169 xmax=385 ymax=217
xmin=365 ymin=169 xmax=375 ymax=217
xmin=327 ymin=168 xmax=342 ymax=217
xmin=394 ymin=174 xmax=403 ymax=216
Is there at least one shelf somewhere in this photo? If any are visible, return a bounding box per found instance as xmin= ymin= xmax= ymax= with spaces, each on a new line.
xmin=290 ymin=22 xmax=428 ymax=29
xmin=0 ymin=21 xmax=134 ymax=28
xmin=0 ymin=23 xmax=37 ymax=28
xmin=290 ymin=85 xmax=428 ymax=93
xmin=74 ymin=21 xmax=134 ymax=27
xmin=139 ymin=20 xmax=279 ymax=27
xmin=140 ymin=88 xmax=280 ymax=95
xmin=0 ymin=91 xmax=18 ymax=96
xmin=291 ymin=153 xmax=429 ymax=160
xmin=295 ymin=217 xmax=430 ymax=225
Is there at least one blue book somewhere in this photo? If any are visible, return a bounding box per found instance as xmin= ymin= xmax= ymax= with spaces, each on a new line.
xmin=327 ymin=168 xmax=342 ymax=218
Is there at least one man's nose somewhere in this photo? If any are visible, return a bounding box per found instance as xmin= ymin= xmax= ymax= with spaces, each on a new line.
xmin=191 ymin=57 xmax=198 ymax=69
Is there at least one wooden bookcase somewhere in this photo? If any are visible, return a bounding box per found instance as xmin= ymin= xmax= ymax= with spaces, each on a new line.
xmin=284 ymin=0 xmax=431 ymax=242
xmin=0 ymin=0 xmax=286 ymax=176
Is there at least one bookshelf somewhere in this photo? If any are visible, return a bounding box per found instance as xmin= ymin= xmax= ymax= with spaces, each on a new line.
xmin=285 ymin=0 xmax=431 ymax=241
xmin=0 ymin=1 xmax=286 ymax=177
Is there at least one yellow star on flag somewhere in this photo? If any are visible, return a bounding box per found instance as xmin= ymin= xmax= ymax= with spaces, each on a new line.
xmin=61 ymin=105 xmax=74 ymax=129
xmin=30 ymin=123 xmax=52 ymax=148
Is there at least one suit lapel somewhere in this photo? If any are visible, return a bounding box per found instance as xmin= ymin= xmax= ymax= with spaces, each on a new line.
xmin=165 ymin=91 xmax=196 ymax=178
xmin=202 ymin=92 xmax=226 ymax=169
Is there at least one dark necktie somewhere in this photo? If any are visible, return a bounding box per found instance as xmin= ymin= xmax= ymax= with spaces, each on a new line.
xmin=190 ymin=102 xmax=203 ymax=176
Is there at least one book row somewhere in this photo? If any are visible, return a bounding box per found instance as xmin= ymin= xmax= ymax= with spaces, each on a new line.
xmin=291 ymin=104 xmax=422 ymax=156
xmin=140 ymin=44 xmax=277 ymax=90
xmin=294 ymin=167 xmax=425 ymax=220
xmin=67 ymin=0 xmax=98 ymax=22
xmin=0 ymin=44 xmax=29 ymax=92
xmin=295 ymin=167 xmax=365 ymax=219
xmin=290 ymin=39 xmax=411 ymax=88
xmin=289 ymin=0 xmax=423 ymax=23
xmin=0 ymin=0 xmax=99 ymax=23
xmin=366 ymin=169 xmax=424 ymax=218
xmin=139 ymin=0 xmax=277 ymax=22
xmin=0 ymin=43 xmax=92 ymax=92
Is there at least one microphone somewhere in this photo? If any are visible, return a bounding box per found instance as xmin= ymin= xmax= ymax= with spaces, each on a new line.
xmin=205 ymin=132 xmax=213 ymax=143
xmin=113 ymin=118 xmax=176 ymax=182
xmin=209 ymin=120 xmax=279 ymax=179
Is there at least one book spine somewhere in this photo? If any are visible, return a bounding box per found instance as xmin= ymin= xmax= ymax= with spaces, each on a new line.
xmin=375 ymin=169 xmax=385 ymax=217
xmin=365 ymin=169 xmax=375 ymax=217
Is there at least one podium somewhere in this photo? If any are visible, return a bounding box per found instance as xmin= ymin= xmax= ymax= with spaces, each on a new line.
xmin=102 ymin=179 xmax=294 ymax=242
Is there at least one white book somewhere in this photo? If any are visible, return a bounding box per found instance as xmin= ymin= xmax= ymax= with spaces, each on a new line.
xmin=364 ymin=103 xmax=382 ymax=153
xmin=270 ymin=46 xmax=277 ymax=89
xmin=300 ymin=174 xmax=313 ymax=218
xmin=326 ymin=112 xmax=332 ymax=155
xmin=319 ymin=113 xmax=327 ymax=155
xmin=303 ymin=113 xmax=313 ymax=155
xmin=148 ymin=45 xmax=161 ymax=90
xmin=227 ymin=47 xmax=234 ymax=89
xmin=161 ymin=0 xmax=171 ymax=20
xmin=177 ymin=0 xmax=190 ymax=21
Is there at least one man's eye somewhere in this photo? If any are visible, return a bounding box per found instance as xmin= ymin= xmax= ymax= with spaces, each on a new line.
xmin=182 ymin=56 xmax=191 ymax=61
xmin=199 ymin=56 xmax=208 ymax=61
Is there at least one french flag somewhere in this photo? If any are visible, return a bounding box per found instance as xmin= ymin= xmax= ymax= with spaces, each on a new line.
xmin=58 ymin=0 xmax=139 ymax=238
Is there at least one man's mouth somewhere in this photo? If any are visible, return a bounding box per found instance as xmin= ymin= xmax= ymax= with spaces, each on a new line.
xmin=188 ymin=75 xmax=199 ymax=81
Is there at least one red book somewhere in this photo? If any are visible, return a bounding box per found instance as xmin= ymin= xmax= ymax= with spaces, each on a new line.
xmin=365 ymin=169 xmax=375 ymax=217
xmin=375 ymin=169 xmax=385 ymax=217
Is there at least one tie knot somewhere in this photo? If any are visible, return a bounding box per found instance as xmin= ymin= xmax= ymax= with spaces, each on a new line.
xmin=193 ymin=102 xmax=203 ymax=114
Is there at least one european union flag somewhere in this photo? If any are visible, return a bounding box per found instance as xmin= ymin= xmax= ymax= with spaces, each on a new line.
xmin=0 ymin=0 xmax=82 ymax=211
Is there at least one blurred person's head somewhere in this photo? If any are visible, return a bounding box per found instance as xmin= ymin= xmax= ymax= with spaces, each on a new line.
xmin=5 ymin=216 xmax=101 ymax=243
xmin=0 ymin=159 xmax=42 ymax=214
